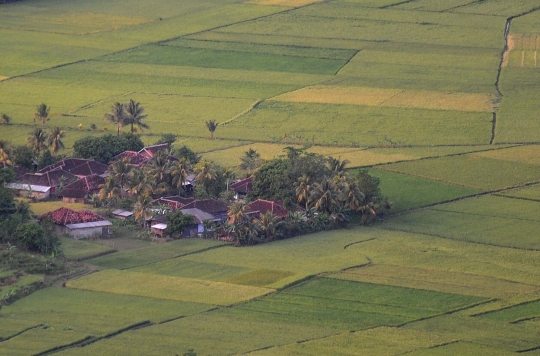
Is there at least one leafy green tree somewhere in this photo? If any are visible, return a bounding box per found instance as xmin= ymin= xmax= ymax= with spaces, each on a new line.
xmin=11 ymin=221 xmax=62 ymax=255
xmin=239 ymin=148 xmax=261 ymax=172
xmin=0 ymin=167 xmax=16 ymax=184
xmin=166 ymin=211 xmax=195 ymax=238
xmin=110 ymin=157 xmax=132 ymax=199
xmin=34 ymin=103 xmax=50 ymax=127
xmin=1 ymin=113 xmax=11 ymax=125
xmin=155 ymin=133 xmax=177 ymax=146
xmin=0 ymin=187 xmax=16 ymax=219
xmin=36 ymin=149 xmax=60 ymax=170
xmin=11 ymin=145 xmax=34 ymax=170
xmin=205 ymin=120 xmax=218 ymax=140
xmin=124 ymin=99 xmax=149 ymax=134
xmin=27 ymin=128 xmax=48 ymax=154
xmin=104 ymin=102 xmax=127 ymax=137
xmin=47 ymin=127 xmax=65 ymax=154
xmin=73 ymin=133 xmax=144 ymax=163
xmin=172 ymin=145 xmax=200 ymax=165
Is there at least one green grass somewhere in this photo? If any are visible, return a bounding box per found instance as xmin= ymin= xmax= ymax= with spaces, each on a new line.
xmin=451 ymin=0 xmax=540 ymax=16
xmin=101 ymin=44 xmax=349 ymax=75
xmin=86 ymin=238 xmax=226 ymax=269
xmin=381 ymin=155 xmax=540 ymax=190
xmin=59 ymin=237 xmax=116 ymax=261
xmin=67 ymin=269 xmax=274 ymax=305
xmin=224 ymin=269 xmax=295 ymax=287
xmin=498 ymin=184 xmax=540 ymax=201
xmin=368 ymin=168 xmax=482 ymax=212
xmin=131 ymin=259 xmax=251 ymax=281
xmin=0 ymin=287 xmax=211 ymax=355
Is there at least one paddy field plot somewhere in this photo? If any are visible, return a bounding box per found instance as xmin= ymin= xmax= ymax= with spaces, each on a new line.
xmin=225 ymin=278 xmax=485 ymax=330
xmin=369 ymin=168 xmax=481 ymax=212
xmin=380 ymin=154 xmax=540 ymax=190
xmin=0 ymin=287 xmax=211 ymax=356
xmin=450 ymin=0 xmax=540 ymax=16
xmin=59 ymin=237 xmax=116 ymax=261
xmin=55 ymin=311 xmax=337 ymax=356
xmin=478 ymin=299 xmax=540 ymax=323
xmin=498 ymin=183 xmax=540 ymax=201
xmin=248 ymin=327 xmax=451 ymax=356
xmin=67 ymin=269 xmax=273 ymax=305
xmin=86 ymin=238 xmax=225 ymax=269
xmin=404 ymin=342 xmax=517 ymax=356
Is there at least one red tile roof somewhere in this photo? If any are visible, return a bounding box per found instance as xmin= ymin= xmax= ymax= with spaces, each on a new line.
xmin=138 ymin=144 xmax=170 ymax=158
xmin=230 ymin=177 xmax=253 ymax=194
xmin=112 ymin=151 xmax=149 ymax=166
xmin=246 ymin=199 xmax=288 ymax=218
xmin=69 ymin=161 xmax=108 ymax=177
xmin=38 ymin=158 xmax=89 ymax=173
xmin=39 ymin=207 xmax=106 ymax=225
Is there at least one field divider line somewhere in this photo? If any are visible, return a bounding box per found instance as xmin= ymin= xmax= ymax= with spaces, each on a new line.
xmin=379 ymin=0 xmax=416 ymax=9
xmin=343 ymin=237 xmax=376 ymax=249
xmin=428 ymin=207 xmax=540 ymax=224
xmin=395 ymin=340 xmax=461 ymax=356
xmin=0 ymin=324 xmax=44 ymax=343
xmin=517 ymin=344 xmax=540 ymax=353
xmin=65 ymin=92 xmax=136 ymax=116
xmin=221 ymin=99 xmax=263 ymax=126
xmin=510 ymin=316 xmax=540 ymax=325
xmin=376 ymin=89 xmax=407 ymax=107
xmin=470 ymin=297 xmax=540 ymax=318
xmin=492 ymin=192 xmax=540 ymax=204
xmin=345 ymin=262 xmax=540 ymax=290
xmin=333 ymin=49 xmax=361 ymax=76
xmin=377 ymin=225 xmax=540 ymax=252
xmin=135 ymin=91 xmax=259 ymax=101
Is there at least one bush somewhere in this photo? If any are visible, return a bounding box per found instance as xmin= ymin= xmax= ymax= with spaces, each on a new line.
xmin=11 ymin=222 xmax=62 ymax=255
xmin=73 ymin=133 xmax=144 ymax=163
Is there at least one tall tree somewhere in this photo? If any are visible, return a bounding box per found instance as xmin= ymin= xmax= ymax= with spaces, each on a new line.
xmin=295 ymin=174 xmax=311 ymax=210
xmin=309 ymin=178 xmax=340 ymax=214
xmin=124 ymin=99 xmax=149 ymax=134
xmin=133 ymin=194 xmax=153 ymax=228
xmin=148 ymin=149 xmax=172 ymax=185
xmin=47 ymin=127 xmax=65 ymax=154
xmin=254 ymin=211 xmax=281 ymax=241
xmin=99 ymin=176 xmax=119 ymax=202
xmin=34 ymin=103 xmax=50 ymax=127
xmin=194 ymin=159 xmax=216 ymax=195
xmin=170 ymin=157 xmax=191 ymax=194
xmin=110 ymin=157 xmax=132 ymax=198
xmin=27 ymin=128 xmax=48 ymax=154
xmin=239 ymin=148 xmax=261 ymax=172
xmin=104 ymin=102 xmax=127 ymax=137
xmin=327 ymin=156 xmax=350 ymax=173
xmin=129 ymin=169 xmax=155 ymax=196
xmin=205 ymin=120 xmax=218 ymax=140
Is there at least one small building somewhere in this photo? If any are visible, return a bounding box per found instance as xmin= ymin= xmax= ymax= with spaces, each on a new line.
xmin=15 ymin=169 xmax=78 ymax=198
xmin=179 ymin=208 xmax=220 ymax=236
xmin=59 ymin=174 xmax=105 ymax=203
xmin=39 ymin=207 xmax=112 ymax=239
xmin=38 ymin=158 xmax=90 ymax=174
xmin=230 ymin=176 xmax=253 ymax=200
xmin=112 ymin=209 xmax=134 ymax=220
xmin=150 ymin=223 xmax=167 ymax=238
xmin=5 ymin=183 xmax=51 ymax=200
xmin=138 ymin=143 xmax=170 ymax=159
xmin=246 ymin=199 xmax=289 ymax=218
xmin=151 ymin=196 xmax=195 ymax=211
xmin=181 ymin=199 xmax=229 ymax=222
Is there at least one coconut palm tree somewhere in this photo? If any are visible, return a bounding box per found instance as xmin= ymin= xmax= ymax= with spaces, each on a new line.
xmin=148 ymin=149 xmax=172 ymax=185
xmin=34 ymin=103 xmax=50 ymax=127
xmin=194 ymin=159 xmax=216 ymax=194
xmin=133 ymin=194 xmax=154 ymax=228
xmin=110 ymin=157 xmax=132 ymax=198
xmin=309 ymin=178 xmax=340 ymax=214
xmin=295 ymin=174 xmax=311 ymax=209
xmin=0 ymin=140 xmax=12 ymax=166
xmin=104 ymin=102 xmax=127 ymax=137
xmin=99 ymin=176 xmax=120 ymax=203
xmin=124 ymin=99 xmax=149 ymax=134
xmin=170 ymin=157 xmax=191 ymax=194
xmin=27 ymin=128 xmax=48 ymax=154
xmin=227 ymin=201 xmax=249 ymax=225
xmin=47 ymin=127 xmax=65 ymax=154
xmin=327 ymin=156 xmax=350 ymax=173
xmin=1 ymin=113 xmax=11 ymax=125
xmin=205 ymin=120 xmax=218 ymax=140
xmin=254 ymin=211 xmax=281 ymax=241
xmin=129 ymin=169 xmax=156 ymax=196
xmin=239 ymin=148 xmax=261 ymax=171
xmin=222 ymin=168 xmax=236 ymax=191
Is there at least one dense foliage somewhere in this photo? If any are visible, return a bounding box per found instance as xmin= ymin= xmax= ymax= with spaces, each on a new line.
xmin=73 ymin=132 xmax=144 ymax=163
xmin=166 ymin=210 xmax=195 ymax=238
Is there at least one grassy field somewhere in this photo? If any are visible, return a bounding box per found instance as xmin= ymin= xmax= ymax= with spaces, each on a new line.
xmin=2 ymin=0 xmax=540 ymax=354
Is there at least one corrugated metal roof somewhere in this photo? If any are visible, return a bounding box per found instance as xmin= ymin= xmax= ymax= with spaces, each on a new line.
xmin=112 ymin=209 xmax=134 ymax=217
xmin=151 ymin=223 xmax=167 ymax=230
xmin=65 ymin=220 xmax=112 ymax=229
xmin=5 ymin=183 xmax=51 ymax=193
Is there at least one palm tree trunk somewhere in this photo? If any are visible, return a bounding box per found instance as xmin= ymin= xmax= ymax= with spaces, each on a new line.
xmin=117 ymin=123 xmax=121 ymax=137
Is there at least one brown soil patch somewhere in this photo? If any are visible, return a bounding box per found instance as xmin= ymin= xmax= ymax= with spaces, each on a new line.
xmin=0 ymin=76 xmax=8 ymax=81
xmin=273 ymin=86 xmax=494 ymax=112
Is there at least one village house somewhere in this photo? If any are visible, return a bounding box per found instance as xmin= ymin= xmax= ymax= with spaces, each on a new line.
xmin=181 ymin=199 xmax=229 ymax=222
xmin=180 ymin=208 xmax=220 ymax=236
xmin=59 ymin=174 xmax=105 ymax=203
xmin=7 ymin=169 xmax=78 ymax=200
xmin=151 ymin=195 xmax=196 ymax=210
xmin=230 ymin=176 xmax=253 ymax=200
xmin=39 ymin=207 xmax=112 ymax=239
xmin=246 ymin=199 xmax=289 ymax=218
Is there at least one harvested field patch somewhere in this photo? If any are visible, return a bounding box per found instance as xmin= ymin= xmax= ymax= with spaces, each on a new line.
xmin=202 ymin=143 xmax=295 ymax=167
xmin=86 ymin=238 xmax=225 ymax=269
xmin=229 ymin=278 xmax=485 ymax=330
xmin=273 ymin=85 xmax=495 ymax=112
xmin=381 ymin=209 xmax=540 ymax=250
xmin=0 ymin=76 xmax=8 ymax=81
xmin=380 ymin=155 xmax=540 ymax=190
xmin=56 ymin=312 xmax=336 ymax=356
xmin=67 ymin=270 xmax=273 ymax=305
xmin=331 ymin=264 xmax=537 ymax=298
xmin=23 ymin=199 xmax=89 ymax=216
xmin=246 ymin=0 xmax=324 ymax=6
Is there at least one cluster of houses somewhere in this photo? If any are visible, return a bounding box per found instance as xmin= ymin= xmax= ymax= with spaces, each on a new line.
xmin=5 ymin=144 xmax=290 ymax=240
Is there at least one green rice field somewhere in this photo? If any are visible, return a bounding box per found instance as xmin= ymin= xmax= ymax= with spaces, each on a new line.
xmin=1 ymin=0 xmax=540 ymax=354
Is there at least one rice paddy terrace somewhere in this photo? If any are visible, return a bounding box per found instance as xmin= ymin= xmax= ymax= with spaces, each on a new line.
xmin=1 ymin=0 xmax=540 ymax=355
